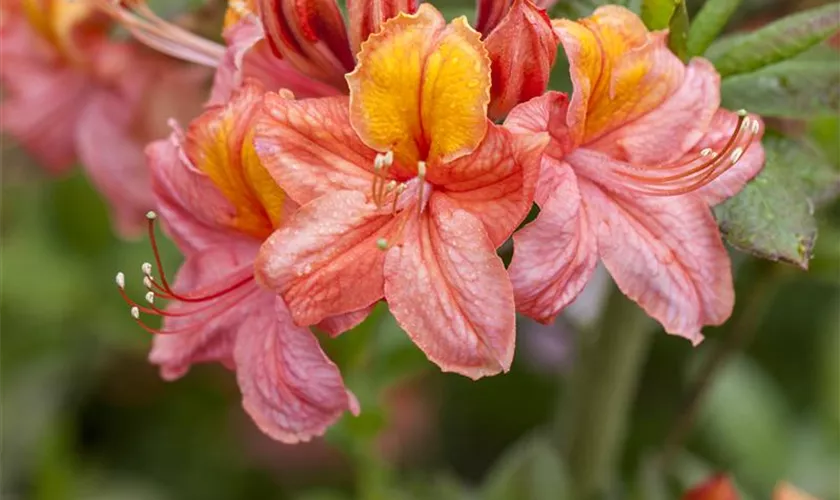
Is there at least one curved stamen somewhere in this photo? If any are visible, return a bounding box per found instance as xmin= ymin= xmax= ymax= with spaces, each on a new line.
xmin=92 ymin=0 xmax=224 ymax=67
xmin=613 ymin=111 xmax=758 ymax=197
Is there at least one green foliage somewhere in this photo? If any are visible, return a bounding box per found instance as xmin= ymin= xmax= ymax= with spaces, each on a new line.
xmin=720 ymin=51 xmax=840 ymax=119
xmin=640 ymin=0 xmax=678 ymax=30
xmin=667 ymin=0 xmax=690 ymax=61
xmin=686 ymin=0 xmax=744 ymax=57
xmin=551 ymin=0 xmax=636 ymax=19
xmin=708 ymin=3 xmax=840 ymax=78
xmin=480 ymin=436 xmax=570 ymax=500
xmin=715 ymin=134 xmax=840 ymax=269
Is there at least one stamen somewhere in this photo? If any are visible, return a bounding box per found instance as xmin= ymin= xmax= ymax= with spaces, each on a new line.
xmin=131 ymin=306 xmax=140 ymax=319
xmin=116 ymin=272 xmax=126 ymax=289
xmin=371 ymin=151 xmax=394 ymax=207
xmin=392 ymin=184 xmax=406 ymax=214
xmin=145 ymin=291 xmax=155 ymax=304
xmin=376 ymin=238 xmax=388 ymax=250
xmin=613 ymin=111 xmax=758 ymax=196
xmin=416 ymin=161 xmax=427 ymax=216
xmin=92 ymin=0 xmax=224 ymax=67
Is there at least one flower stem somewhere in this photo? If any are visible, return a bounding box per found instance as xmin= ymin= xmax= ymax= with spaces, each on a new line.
xmin=560 ymin=283 xmax=655 ymax=499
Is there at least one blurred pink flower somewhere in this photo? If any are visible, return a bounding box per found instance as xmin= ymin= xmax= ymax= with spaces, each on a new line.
xmin=119 ymin=80 xmax=359 ymax=443
xmin=506 ymin=6 xmax=766 ymax=344
xmin=683 ymin=474 xmax=739 ymax=500
xmin=0 ymin=0 xmax=206 ymax=237
xmin=253 ymin=6 xmax=546 ymax=379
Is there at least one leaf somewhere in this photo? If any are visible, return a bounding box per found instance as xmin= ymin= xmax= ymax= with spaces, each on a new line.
xmin=714 ymin=133 xmax=840 ymax=269
xmin=667 ymin=0 xmax=690 ymax=62
xmin=720 ymin=58 xmax=840 ymax=119
xmin=551 ymin=0 xmax=633 ymax=19
xmin=708 ymin=3 xmax=840 ymax=78
xmin=686 ymin=0 xmax=744 ymax=57
xmin=641 ymin=0 xmax=676 ymax=30
xmin=481 ymin=435 xmax=571 ymax=500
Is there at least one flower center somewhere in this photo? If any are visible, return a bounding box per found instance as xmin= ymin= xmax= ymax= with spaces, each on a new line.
xmin=115 ymin=211 xmax=256 ymax=335
xmin=368 ymin=151 xmax=432 ymax=250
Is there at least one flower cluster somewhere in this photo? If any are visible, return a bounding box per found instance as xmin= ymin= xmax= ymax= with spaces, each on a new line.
xmin=6 ymin=0 xmax=766 ymax=442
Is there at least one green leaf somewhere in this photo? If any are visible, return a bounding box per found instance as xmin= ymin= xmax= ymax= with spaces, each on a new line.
xmin=720 ymin=58 xmax=840 ymax=119
xmin=667 ymin=0 xmax=690 ymax=62
xmin=551 ymin=0 xmax=633 ymax=19
xmin=714 ymin=134 xmax=840 ymax=268
xmin=641 ymin=0 xmax=677 ymax=30
xmin=481 ymin=435 xmax=571 ymax=500
xmin=686 ymin=0 xmax=744 ymax=57
xmin=708 ymin=3 xmax=840 ymax=78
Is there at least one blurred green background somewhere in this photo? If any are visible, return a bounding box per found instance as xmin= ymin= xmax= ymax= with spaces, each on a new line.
xmin=2 ymin=0 xmax=839 ymax=499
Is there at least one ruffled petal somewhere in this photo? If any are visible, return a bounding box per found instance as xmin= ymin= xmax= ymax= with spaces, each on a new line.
xmin=148 ymin=241 xmax=262 ymax=379
xmin=504 ymin=91 xmax=576 ymax=165
xmin=254 ymin=190 xmax=399 ymax=326
xmin=254 ymin=94 xmax=377 ymax=206
xmin=581 ymin=181 xmax=734 ymax=343
xmin=235 ymin=297 xmax=356 ymax=443
xmin=432 ymin=123 xmax=546 ymax=246
xmin=384 ymin=194 xmax=515 ymax=379
xmin=509 ymin=159 xmax=597 ymax=322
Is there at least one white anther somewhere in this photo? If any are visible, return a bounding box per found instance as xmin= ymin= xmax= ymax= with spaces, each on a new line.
xmin=750 ymin=120 xmax=760 ymax=134
xmin=141 ymin=262 xmax=153 ymax=275
xmin=115 ymin=272 xmax=125 ymax=289
xmin=384 ymin=180 xmax=397 ymax=193
xmin=383 ymin=150 xmax=394 ymax=166
xmin=700 ymin=148 xmax=714 ymax=157
xmin=143 ymin=276 xmax=154 ymax=289
xmin=146 ymin=211 xmax=157 ymax=220
xmin=374 ymin=155 xmax=384 ymax=170
xmin=131 ymin=306 xmax=140 ymax=319
xmin=145 ymin=291 xmax=155 ymax=304
xmin=417 ymin=161 xmax=427 ymax=178
xmin=376 ymin=238 xmax=388 ymax=250
xmin=730 ymin=147 xmax=744 ymax=163
xmin=396 ymin=183 xmax=407 ymax=194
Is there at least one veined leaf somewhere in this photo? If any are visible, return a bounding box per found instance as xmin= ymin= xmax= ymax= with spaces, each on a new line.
xmin=715 ymin=134 xmax=840 ymax=269
xmin=721 ymin=58 xmax=840 ymax=119
xmin=708 ymin=3 xmax=840 ymax=78
xmin=686 ymin=0 xmax=744 ymax=57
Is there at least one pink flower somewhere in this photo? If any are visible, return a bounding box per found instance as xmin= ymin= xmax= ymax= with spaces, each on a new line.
xmin=253 ymin=6 xmax=546 ymax=379
xmin=506 ymin=6 xmax=766 ymax=343
xmin=0 ymin=0 xmax=206 ymax=237
xmin=120 ymin=80 xmax=358 ymax=443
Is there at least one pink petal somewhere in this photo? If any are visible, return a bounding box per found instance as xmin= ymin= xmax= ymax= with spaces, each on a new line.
xmin=588 ymin=58 xmax=721 ymax=165
xmin=254 ymin=94 xmax=377 ymax=206
xmin=254 ymin=190 xmax=397 ymax=326
xmin=484 ymin=0 xmax=557 ymax=119
xmin=580 ymin=180 xmax=734 ymax=343
xmin=148 ymin=241 xmax=262 ymax=379
xmin=317 ymin=306 xmax=376 ymax=337
xmin=209 ymin=17 xmax=339 ymax=106
xmin=475 ymin=0 xmax=510 ymax=36
xmin=146 ymin=131 xmax=244 ymax=254
xmin=509 ymin=159 xmax=597 ymax=322
xmin=433 ymin=124 xmax=546 ymax=246
xmin=692 ymin=110 xmax=766 ymax=206
xmin=75 ymin=89 xmax=153 ymax=238
xmin=384 ymin=194 xmax=516 ymax=379
xmin=504 ymin=91 xmax=576 ymax=165
xmin=235 ymin=297 xmax=355 ymax=443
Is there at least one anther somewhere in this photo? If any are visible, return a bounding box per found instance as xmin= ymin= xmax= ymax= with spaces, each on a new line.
xmin=143 ymin=276 xmax=154 ymax=289
xmin=750 ymin=120 xmax=760 ymax=134
xmin=736 ymin=109 xmax=747 ymax=117
xmin=116 ymin=272 xmax=126 ymax=289
xmin=146 ymin=210 xmax=157 ymax=220
xmin=730 ymin=147 xmax=744 ymax=163
xmin=131 ymin=306 xmax=140 ymax=319
xmin=145 ymin=291 xmax=155 ymax=304
xmin=142 ymin=262 xmax=153 ymax=275
xmin=700 ymin=148 xmax=714 ymax=157
xmin=376 ymin=238 xmax=388 ymax=250
xmin=383 ymin=150 xmax=394 ymax=166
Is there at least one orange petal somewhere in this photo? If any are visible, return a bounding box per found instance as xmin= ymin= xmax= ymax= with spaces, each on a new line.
xmin=347 ymin=0 xmax=419 ymax=55
xmin=554 ymin=5 xmax=685 ymax=144
xmin=346 ymin=4 xmax=445 ymax=166
xmin=223 ymin=0 xmax=257 ymax=29
xmin=683 ymin=475 xmax=739 ymax=500
xmin=347 ymin=4 xmax=491 ymax=165
xmin=185 ymin=80 xmax=288 ymax=239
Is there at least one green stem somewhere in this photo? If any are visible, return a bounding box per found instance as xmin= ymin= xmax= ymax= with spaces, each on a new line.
xmin=561 ymin=284 xmax=656 ymax=499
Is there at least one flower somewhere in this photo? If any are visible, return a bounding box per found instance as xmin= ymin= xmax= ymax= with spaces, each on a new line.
xmin=506 ymin=6 xmax=766 ymax=343
xmin=0 ymin=0 xmax=206 ymax=236
xmin=119 ymin=80 xmax=358 ymax=443
xmin=253 ymin=5 xmax=546 ymax=379
xmin=683 ymin=475 xmax=739 ymax=500
xmin=100 ymin=0 xmax=555 ymax=118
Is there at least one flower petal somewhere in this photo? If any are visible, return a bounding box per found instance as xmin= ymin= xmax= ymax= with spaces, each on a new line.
xmin=588 ymin=58 xmax=721 ymax=165
xmin=432 ymin=123 xmax=546 ymax=246
xmin=484 ymin=0 xmax=557 ymax=119
xmin=475 ymin=0 xmax=510 ymax=36
xmin=581 ymin=180 xmax=734 ymax=343
xmin=255 ymin=190 xmax=398 ymax=326
xmin=149 ymin=241 xmax=262 ymax=379
xmin=692 ymin=109 xmax=766 ymax=206
xmin=347 ymin=0 xmax=419 ymax=55
xmin=509 ymin=159 xmax=597 ymax=322
xmin=235 ymin=297 xmax=355 ymax=443
xmin=504 ymin=91 xmax=576 ymax=166
xmin=554 ymin=5 xmax=685 ymax=145
xmin=254 ymin=94 xmax=378 ymax=207
xmin=316 ymin=306 xmax=376 ymax=336
xmin=384 ymin=194 xmax=516 ymax=379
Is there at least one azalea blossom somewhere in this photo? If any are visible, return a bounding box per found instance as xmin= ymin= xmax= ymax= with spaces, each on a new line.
xmin=253 ymin=5 xmax=546 ymax=379
xmin=0 ymin=0 xmax=205 ymax=236
xmin=506 ymin=6 xmax=766 ymax=343
xmin=117 ymin=80 xmax=358 ymax=443
xmin=98 ymin=0 xmax=556 ymax=117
